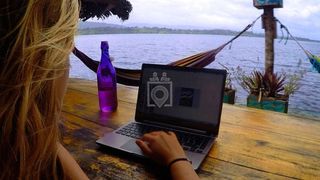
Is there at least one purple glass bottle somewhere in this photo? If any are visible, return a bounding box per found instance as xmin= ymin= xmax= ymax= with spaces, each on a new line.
xmin=97 ymin=41 xmax=118 ymax=112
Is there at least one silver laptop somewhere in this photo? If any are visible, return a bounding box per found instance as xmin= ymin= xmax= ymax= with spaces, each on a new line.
xmin=97 ymin=64 xmax=226 ymax=170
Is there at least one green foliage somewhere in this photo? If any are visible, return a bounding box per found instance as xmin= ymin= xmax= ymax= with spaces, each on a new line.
xmin=78 ymin=26 xmax=264 ymax=37
xmin=243 ymin=71 xmax=264 ymax=96
xmin=218 ymin=63 xmax=234 ymax=91
xmin=225 ymin=73 xmax=233 ymax=91
xmin=263 ymin=72 xmax=286 ymax=97
xmin=237 ymin=70 xmax=286 ymax=97
xmin=79 ymin=0 xmax=132 ymax=21
xmin=233 ymin=66 xmax=304 ymax=98
xmin=283 ymin=71 xmax=306 ymax=96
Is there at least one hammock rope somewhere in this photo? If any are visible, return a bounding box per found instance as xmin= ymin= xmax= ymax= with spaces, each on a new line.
xmin=276 ymin=18 xmax=320 ymax=73
xmin=73 ymin=15 xmax=262 ymax=86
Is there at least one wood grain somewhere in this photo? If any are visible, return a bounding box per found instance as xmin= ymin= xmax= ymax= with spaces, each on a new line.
xmin=61 ymin=105 xmax=292 ymax=180
xmin=62 ymin=78 xmax=320 ymax=179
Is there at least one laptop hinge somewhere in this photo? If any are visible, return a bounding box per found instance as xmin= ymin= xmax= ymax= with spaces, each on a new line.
xmin=142 ymin=120 xmax=212 ymax=136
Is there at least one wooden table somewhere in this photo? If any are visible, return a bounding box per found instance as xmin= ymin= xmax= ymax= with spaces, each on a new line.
xmin=62 ymin=78 xmax=320 ymax=179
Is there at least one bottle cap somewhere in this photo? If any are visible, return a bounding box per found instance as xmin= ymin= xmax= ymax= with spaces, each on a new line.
xmin=101 ymin=41 xmax=109 ymax=50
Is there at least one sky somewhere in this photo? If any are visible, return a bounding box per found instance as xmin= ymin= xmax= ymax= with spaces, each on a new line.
xmin=97 ymin=0 xmax=320 ymax=40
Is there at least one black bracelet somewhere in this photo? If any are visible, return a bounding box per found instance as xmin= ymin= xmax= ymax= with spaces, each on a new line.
xmin=168 ymin=158 xmax=192 ymax=169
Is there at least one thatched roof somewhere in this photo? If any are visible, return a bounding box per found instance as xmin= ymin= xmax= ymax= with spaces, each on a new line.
xmin=80 ymin=0 xmax=132 ymax=21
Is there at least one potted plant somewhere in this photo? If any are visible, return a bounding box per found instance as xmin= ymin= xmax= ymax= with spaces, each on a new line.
xmin=219 ymin=63 xmax=236 ymax=104
xmin=224 ymin=72 xmax=236 ymax=104
xmin=235 ymin=67 xmax=304 ymax=113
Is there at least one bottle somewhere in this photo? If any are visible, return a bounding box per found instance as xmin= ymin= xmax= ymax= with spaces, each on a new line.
xmin=97 ymin=41 xmax=118 ymax=112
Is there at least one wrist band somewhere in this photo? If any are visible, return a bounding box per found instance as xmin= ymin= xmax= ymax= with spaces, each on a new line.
xmin=168 ymin=158 xmax=192 ymax=169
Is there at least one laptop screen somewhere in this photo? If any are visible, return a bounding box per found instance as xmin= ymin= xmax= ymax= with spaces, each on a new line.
xmin=135 ymin=64 xmax=226 ymax=135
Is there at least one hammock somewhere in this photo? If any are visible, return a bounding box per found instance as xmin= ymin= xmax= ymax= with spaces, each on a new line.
xmin=306 ymin=51 xmax=320 ymax=73
xmin=73 ymin=16 xmax=261 ymax=86
xmin=277 ymin=19 xmax=320 ymax=73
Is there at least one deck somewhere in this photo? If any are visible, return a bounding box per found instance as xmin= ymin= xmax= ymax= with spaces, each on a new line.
xmin=62 ymin=78 xmax=320 ymax=179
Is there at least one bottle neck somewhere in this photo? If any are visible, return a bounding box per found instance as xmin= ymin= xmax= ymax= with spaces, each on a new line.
xmin=100 ymin=48 xmax=111 ymax=67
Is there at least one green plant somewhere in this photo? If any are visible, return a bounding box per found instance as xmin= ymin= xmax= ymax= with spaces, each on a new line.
xmin=225 ymin=73 xmax=233 ymax=91
xmin=241 ymin=70 xmax=264 ymax=96
xmin=283 ymin=71 xmax=305 ymax=96
xmin=239 ymin=70 xmax=286 ymax=98
xmin=234 ymin=65 xmax=305 ymax=100
xmin=263 ymin=72 xmax=286 ymax=97
xmin=235 ymin=67 xmax=292 ymax=98
xmin=218 ymin=63 xmax=235 ymax=91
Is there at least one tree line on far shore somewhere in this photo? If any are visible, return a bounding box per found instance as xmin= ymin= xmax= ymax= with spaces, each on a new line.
xmin=78 ymin=26 xmax=317 ymax=42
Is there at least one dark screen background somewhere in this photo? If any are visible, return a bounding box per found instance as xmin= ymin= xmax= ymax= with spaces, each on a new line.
xmin=136 ymin=65 xmax=225 ymax=133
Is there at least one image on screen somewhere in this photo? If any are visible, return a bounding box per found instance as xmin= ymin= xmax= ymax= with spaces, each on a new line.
xmin=136 ymin=66 xmax=225 ymax=132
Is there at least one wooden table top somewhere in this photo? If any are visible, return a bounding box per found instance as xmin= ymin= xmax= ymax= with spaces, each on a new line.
xmin=62 ymin=78 xmax=320 ymax=179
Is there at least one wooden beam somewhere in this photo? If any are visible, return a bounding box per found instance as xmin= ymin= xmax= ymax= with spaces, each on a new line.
xmin=263 ymin=7 xmax=276 ymax=74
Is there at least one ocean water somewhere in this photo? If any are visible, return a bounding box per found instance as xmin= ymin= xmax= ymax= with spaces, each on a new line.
xmin=70 ymin=34 xmax=320 ymax=120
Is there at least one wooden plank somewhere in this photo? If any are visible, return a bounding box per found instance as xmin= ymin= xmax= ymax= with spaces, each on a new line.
xmin=198 ymin=158 xmax=290 ymax=180
xmin=61 ymin=111 xmax=291 ymax=180
xmin=63 ymin=78 xmax=320 ymax=179
xmin=217 ymin=107 xmax=320 ymax=179
xmin=63 ymin=88 xmax=135 ymax=129
xmin=209 ymin=124 xmax=320 ymax=179
xmin=221 ymin=104 xmax=320 ymax=141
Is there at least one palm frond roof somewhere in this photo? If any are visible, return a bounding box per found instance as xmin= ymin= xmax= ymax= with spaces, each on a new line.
xmin=79 ymin=0 xmax=132 ymax=21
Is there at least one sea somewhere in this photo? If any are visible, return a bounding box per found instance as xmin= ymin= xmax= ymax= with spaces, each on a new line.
xmin=70 ymin=34 xmax=320 ymax=120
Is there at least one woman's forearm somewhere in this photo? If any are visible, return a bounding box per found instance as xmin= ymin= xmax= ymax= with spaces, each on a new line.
xmin=57 ymin=143 xmax=89 ymax=180
xmin=170 ymin=161 xmax=200 ymax=180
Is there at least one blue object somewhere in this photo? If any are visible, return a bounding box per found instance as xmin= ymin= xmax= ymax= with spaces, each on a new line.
xmin=253 ymin=0 xmax=283 ymax=9
xmin=307 ymin=52 xmax=320 ymax=73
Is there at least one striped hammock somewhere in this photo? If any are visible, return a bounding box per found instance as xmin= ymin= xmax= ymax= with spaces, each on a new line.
xmin=73 ymin=16 xmax=260 ymax=86
xmin=306 ymin=51 xmax=320 ymax=73
xmin=277 ymin=19 xmax=320 ymax=73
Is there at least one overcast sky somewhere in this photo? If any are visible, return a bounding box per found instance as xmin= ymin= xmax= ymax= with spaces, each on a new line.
xmin=98 ymin=0 xmax=320 ymax=40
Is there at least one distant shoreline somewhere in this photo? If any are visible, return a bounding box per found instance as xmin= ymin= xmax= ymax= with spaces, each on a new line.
xmin=77 ymin=26 xmax=320 ymax=43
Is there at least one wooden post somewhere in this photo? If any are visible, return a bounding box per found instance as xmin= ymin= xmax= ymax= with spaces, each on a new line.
xmin=263 ymin=7 xmax=276 ymax=75
xmin=254 ymin=0 xmax=283 ymax=74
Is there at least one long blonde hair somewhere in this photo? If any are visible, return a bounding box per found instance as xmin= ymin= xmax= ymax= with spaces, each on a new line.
xmin=0 ymin=0 xmax=79 ymax=179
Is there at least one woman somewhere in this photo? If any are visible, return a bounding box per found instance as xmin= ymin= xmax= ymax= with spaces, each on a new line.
xmin=0 ymin=0 xmax=199 ymax=179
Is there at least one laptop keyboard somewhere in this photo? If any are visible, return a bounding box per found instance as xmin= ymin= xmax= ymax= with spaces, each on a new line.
xmin=115 ymin=123 xmax=211 ymax=153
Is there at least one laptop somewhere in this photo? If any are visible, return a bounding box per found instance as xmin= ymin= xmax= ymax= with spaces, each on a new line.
xmin=96 ymin=64 xmax=226 ymax=170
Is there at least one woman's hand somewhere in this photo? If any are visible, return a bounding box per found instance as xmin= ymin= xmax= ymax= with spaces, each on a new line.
xmin=136 ymin=132 xmax=200 ymax=180
xmin=136 ymin=131 xmax=186 ymax=166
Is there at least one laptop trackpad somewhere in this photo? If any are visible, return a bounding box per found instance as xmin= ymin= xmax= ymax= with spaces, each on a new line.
xmin=120 ymin=139 xmax=144 ymax=156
